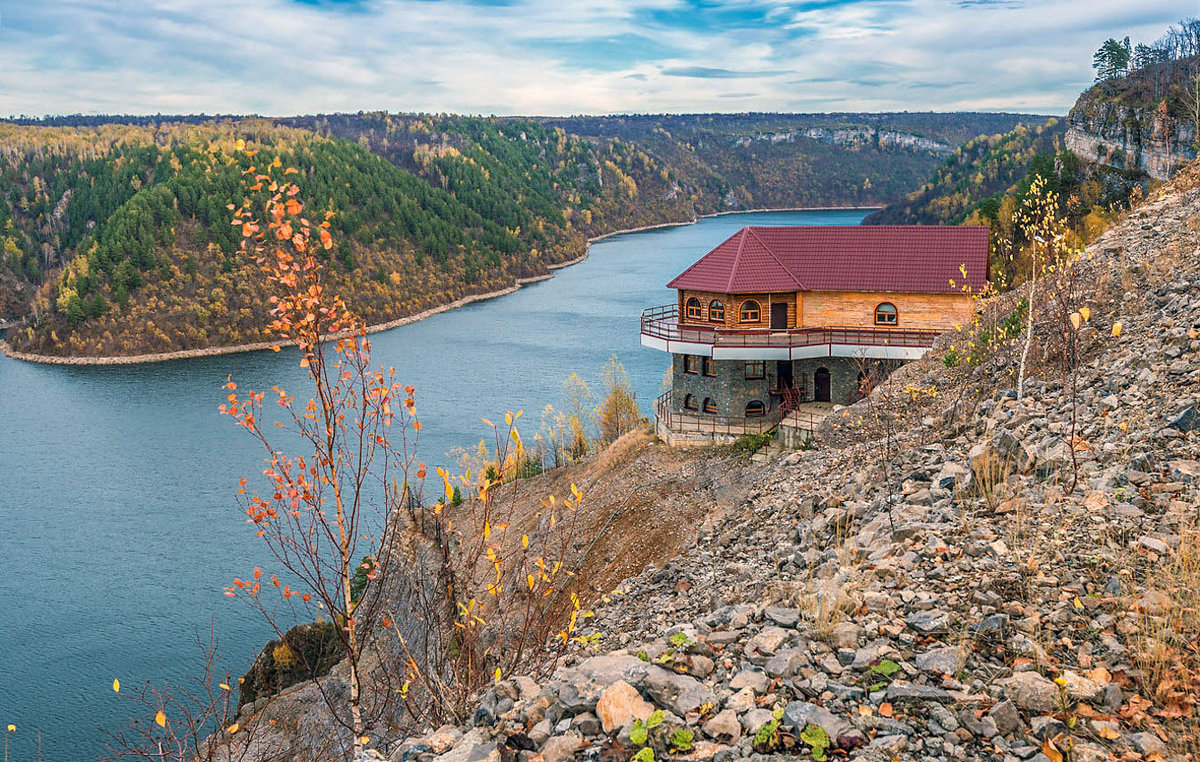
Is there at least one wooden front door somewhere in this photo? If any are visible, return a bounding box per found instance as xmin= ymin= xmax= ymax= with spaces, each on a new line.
xmin=771 ymin=302 xmax=788 ymax=330
xmin=815 ymin=367 xmax=831 ymax=402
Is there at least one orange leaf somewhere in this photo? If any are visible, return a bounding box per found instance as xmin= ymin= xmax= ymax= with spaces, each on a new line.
xmin=878 ymin=702 xmax=893 ymax=717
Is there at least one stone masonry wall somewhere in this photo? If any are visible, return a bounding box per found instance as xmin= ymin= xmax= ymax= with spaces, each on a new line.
xmin=670 ymin=355 xmax=903 ymax=415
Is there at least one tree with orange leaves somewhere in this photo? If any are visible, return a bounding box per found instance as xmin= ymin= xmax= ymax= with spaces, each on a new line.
xmin=220 ymin=144 xmax=423 ymax=758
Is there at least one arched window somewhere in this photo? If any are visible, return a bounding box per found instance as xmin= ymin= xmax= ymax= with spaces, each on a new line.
xmin=875 ymin=302 xmax=898 ymax=325
xmin=745 ymin=400 xmax=766 ymax=418
xmin=708 ymin=300 xmax=725 ymax=322
xmin=702 ymin=397 xmax=717 ymax=415
xmin=685 ymin=297 xmax=702 ymax=320
xmin=739 ymin=300 xmax=761 ymax=323
xmin=683 ymin=393 xmax=698 ymax=411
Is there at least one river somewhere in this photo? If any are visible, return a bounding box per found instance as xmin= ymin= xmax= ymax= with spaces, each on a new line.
xmin=0 ymin=208 xmax=866 ymax=760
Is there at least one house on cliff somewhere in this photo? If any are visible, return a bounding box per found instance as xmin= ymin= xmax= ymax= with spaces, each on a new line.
xmin=639 ymin=225 xmax=989 ymax=445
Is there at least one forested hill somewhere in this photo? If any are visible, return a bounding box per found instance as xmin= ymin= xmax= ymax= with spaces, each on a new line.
xmin=863 ymin=118 xmax=1068 ymax=226
xmin=537 ymin=112 xmax=1046 ymax=210
xmin=0 ymin=111 xmax=1044 ymax=358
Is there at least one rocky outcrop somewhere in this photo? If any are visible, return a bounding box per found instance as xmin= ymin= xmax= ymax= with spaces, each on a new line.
xmin=1067 ymin=92 xmax=1196 ymax=179
xmin=733 ymin=128 xmax=951 ymax=155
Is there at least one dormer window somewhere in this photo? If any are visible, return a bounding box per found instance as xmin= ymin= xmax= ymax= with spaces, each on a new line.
xmin=708 ymin=300 xmax=725 ymax=322
xmin=739 ymin=300 xmax=761 ymax=323
xmin=875 ymin=302 xmax=898 ymax=325
xmin=685 ymin=297 xmax=702 ymax=320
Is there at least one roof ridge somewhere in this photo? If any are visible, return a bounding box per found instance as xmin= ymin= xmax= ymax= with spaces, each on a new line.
xmin=724 ymin=228 xmax=749 ymax=293
xmin=745 ymin=227 xmax=805 ymax=290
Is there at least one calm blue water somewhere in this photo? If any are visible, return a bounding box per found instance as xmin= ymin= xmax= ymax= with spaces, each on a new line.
xmin=0 ymin=208 xmax=865 ymax=760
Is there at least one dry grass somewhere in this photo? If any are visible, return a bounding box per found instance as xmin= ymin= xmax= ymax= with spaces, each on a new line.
xmin=1132 ymin=505 xmax=1200 ymax=756
xmin=767 ymin=509 xmax=861 ymax=643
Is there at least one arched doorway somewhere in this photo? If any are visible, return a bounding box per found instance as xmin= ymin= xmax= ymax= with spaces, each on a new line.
xmin=815 ymin=367 xmax=832 ymax=402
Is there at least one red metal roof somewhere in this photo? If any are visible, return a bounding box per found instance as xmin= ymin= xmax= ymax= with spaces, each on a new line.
xmin=667 ymin=225 xmax=990 ymax=294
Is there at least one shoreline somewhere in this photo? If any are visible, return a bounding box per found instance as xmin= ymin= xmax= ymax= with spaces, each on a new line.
xmin=1 ymin=205 xmax=875 ymax=366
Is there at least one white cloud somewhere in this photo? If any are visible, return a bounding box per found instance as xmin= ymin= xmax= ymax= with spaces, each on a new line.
xmin=0 ymin=0 xmax=1193 ymax=116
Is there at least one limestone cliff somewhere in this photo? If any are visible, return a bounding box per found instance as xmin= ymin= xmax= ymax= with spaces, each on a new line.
xmin=1066 ymin=79 xmax=1197 ymax=180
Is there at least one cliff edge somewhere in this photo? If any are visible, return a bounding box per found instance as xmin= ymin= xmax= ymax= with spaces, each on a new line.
xmin=1066 ymin=61 xmax=1199 ymax=180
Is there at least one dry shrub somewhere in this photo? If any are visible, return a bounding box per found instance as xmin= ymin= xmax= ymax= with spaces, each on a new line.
xmin=391 ymin=412 xmax=598 ymax=726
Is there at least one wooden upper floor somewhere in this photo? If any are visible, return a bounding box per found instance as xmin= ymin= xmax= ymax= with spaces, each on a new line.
xmin=675 ymin=287 xmax=976 ymax=332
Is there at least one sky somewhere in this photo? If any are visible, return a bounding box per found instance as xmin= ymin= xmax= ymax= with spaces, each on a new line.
xmin=0 ymin=0 xmax=1193 ymax=117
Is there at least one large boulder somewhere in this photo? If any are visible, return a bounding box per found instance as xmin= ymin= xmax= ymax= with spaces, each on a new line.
xmin=702 ymin=709 xmax=742 ymax=742
xmin=540 ymin=731 xmax=584 ymax=762
xmin=1167 ymin=406 xmax=1199 ymax=432
xmin=595 ymin=679 xmax=654 ymax=733
xmin=644 ymin=665 xmax=715 ymax=716
xmin=969 ymin=429 xmax=1035 ymax=485
xmin=573 ymin=653 xmax=650 ymax=687
xmin=781 ymin=701 xmax=866 ymax=751
xmin=998 ymin=672 xmax=1058 ymax=714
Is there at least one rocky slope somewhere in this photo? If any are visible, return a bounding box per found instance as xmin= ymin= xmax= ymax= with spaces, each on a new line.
xmin=363 ymin=166 xmax=1200 ymax=762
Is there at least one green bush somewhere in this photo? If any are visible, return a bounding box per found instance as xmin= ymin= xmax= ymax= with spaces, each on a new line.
xmin=732 ymin=432 xmax=773 ymax=455
xmin=238 ymin=621 xmax=341 ymax=709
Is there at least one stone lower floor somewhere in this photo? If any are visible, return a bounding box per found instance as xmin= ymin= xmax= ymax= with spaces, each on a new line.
xmin=667 ymin=354 xmax=904 ymax=420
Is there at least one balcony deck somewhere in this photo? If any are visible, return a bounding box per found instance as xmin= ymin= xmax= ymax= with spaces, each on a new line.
xmin=640 ymin=304 xmax=941 ymax=360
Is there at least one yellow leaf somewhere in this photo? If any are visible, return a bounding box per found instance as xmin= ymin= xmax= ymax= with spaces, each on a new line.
xmin=155 ymin=710 xmax=167 ymax=728
xmin=219 ymin=683 xmax=231 ymax=691
xmin=1073 ymin=596 xmax=1084 ymax=610
xmin=6 ymin=724 xmax=15 ymax=732
xmin=112 ymin=678 xmax=120 ymax=693
xmin=522 ymin=534 xmax=529 ymax=549
xmin=1069 ymin=312 xmax=1082 ymax=330
xmin=1079 ymin=306 xmax=1090 ymax=322
xmin=1041 ymin=740 xmax=1063 ymax=762
xmin=494 ymin=667 xmax=502 ymax=681
xmin=226 ymin=723 xmax=240 ymax=734
xmin=360 ymin=736 xmax=370 ymax=745
xmin=1111 ymin=322 xmax=1123 ymax=337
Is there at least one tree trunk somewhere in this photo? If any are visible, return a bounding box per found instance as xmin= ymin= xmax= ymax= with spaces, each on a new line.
xmin=1017 ymin=274 xmax=1036 ymax=400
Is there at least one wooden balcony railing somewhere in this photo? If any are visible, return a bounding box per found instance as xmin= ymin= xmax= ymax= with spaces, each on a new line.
xmin=641 ymin=304 xmax=941 ymax=350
